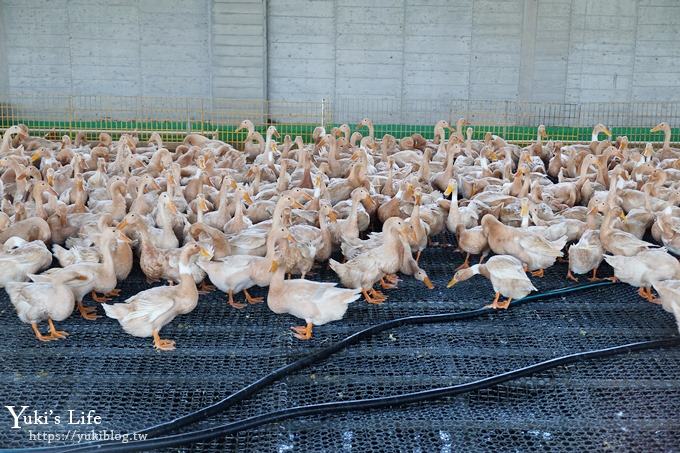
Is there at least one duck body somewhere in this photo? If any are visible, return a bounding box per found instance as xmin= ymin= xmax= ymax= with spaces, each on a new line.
xmin=0 ymin=238 xmax=53 ymax=287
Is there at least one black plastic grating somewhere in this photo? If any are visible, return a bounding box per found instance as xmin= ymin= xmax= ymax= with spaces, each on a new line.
xmin=1 ymin=231 xmax=679 ymax=452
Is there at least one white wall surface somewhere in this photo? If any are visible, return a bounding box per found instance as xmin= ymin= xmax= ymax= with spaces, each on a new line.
xmin=1 ymin=0 xmax=680 ymax=116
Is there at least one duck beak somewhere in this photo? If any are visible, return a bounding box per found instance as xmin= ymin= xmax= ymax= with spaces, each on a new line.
xmin=235 ymin=126 xmax=244 ymax=133
xmin=273 ymin=130 xmax=280 ymax=138
xmin=446 ymin=277 xmax=458 ymax=288
xmin=269 ymin=261 xmax=279 ymax=272
xmin=243 ymin=192 xmax=254 ymax=206
xmin=198 ymin=246 xmax=212 ymax=258
xmin=603 ymin=126 xmax=612 ymax=137
xmin=356 ymin=122 xmax=363 ymax=130
xmin=444 ymin=184 xmax=453 ymax=196
xmin=350 ymin=152 xmax=359 ymax=161
xmin=291 ymin=199 xmax=304 ymax=209
xmin=150 ymin=180 xmax=162 ymax=191
xmin=199 ymin=200 xmax=209 ymax=211
xmin=328 ymin=210 xmax=338 ymax=222
xmin=300 ymin=191 xmax=313 ymax=201
xmin=116 ymin=219 xmax=129 ymax=231
xmin=31 ymin=151 xmax=42 ymax=162
xmin=619 ymin=211 xmax=627 ymax=222
xmin=651 ymin=124 xmax=662 ymax=133
xmin=229 ymin=179 xmax=238 ymax=189
xmin=46 ymin=185 xmax=58 ymax=196
xmin=167 ymin=201 xmax=178 ymax=214
xmin=47 ymin=175 xmax=54 ymax=186
xmin=117 ymin=231 xmax=133 ymax=243
xmin=423 ymin=276 xmax=434 ymax=289
xmin=363 ymin=196 xmax=375 ymax=209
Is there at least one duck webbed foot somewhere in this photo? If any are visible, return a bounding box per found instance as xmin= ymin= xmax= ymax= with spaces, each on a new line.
xmin=485 ymin=292 xmax=505 ymax=310
xmin=152 ymin=330 xmax=176 ymax=351
xmin=198 ymin=281 xmax=215 ymax=294
xmin=380 ymin=277 xmax=398 ymax=290
xmin=362 ymin=288 xmax=386 ymax=304
xmin=566 ymin=270 xmax=579 ymax=282
xmin=455 ymin=253 xmax=471 ymax=271
xmin=47 ymin=319 xmax=69 ymax=339
xmin=31 ymin=323 xmax=56 ymax=342
xmin=244 ymin=289 xmax=264 ymax=304
xmin=638 ymin=287 xmax=660 ymax=304
xmin=77 ymin=301 xmax=99 ymax=320
xmin=90 ymin=291 xmax=111 ymax=303
xmin=530 ymin=268 xmax=545 ymax=278
xmin=227 ymin=290 xmax=247 ymax=309
xmin=290 ymin=322 xmax=314 ymax=340
xmin=105 ymin=288 xmax=121 ymax=297
xmin=587 ymin=268 xmax=602 ymax=282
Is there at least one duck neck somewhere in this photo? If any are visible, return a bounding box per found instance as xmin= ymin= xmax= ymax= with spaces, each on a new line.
xmin=521 ymin=211 xmax=529 ymax=228
xmin=664 ymin=126 xmax=671 ymax=150
xmin=178 ymin=255 xmax=198 ymax=297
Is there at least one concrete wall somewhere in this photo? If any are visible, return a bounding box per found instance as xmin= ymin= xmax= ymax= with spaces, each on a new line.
xmin=1 ymin=0 xmax=680 ymax=121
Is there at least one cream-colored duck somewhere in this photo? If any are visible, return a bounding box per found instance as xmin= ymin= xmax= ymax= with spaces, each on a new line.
xmin=0 ymin=237 xmax=53 ymax=287
xmin=447 ymin=255 xmax=537 ymax=309
xmin=31 ymin=227 xmax=127 ymax=321
xmin=566 ymin=206 xmax=604 ymax=282
xmin=651 ymin=280 xmax=680 ymax=333
xmin=330 ymin=187 xmax=374 ymax=245
xmin=444 ymin=179 xmax=479 ymax=230
xmin=103 ymin=243 xmax=211 ymax=351
xmin=198 ymin=227 xmax=291 ymax=309
xmin=604 ymin=249 xmax=680 ymax=303
xmin=330 ymin=217 xmax=415 ymax=304
xmin=482 ymin=214 xmax=566 ymax=276
xmin=117 ymin=213 xmax=208 ymax=287
xmin=5 ymin=269 xmax=87 ymax=341
xmin=651 ymin=122 xmax=680 ymax=154
xmin=599 ymin=206 xmax=658 ymax=256
xmin=267 ymin=254 xmax=361 ymax=340
xmin=655 ymin=206 xmax=680 ymax=255
xmin=223 ymin=185 xmax=254 ymax=235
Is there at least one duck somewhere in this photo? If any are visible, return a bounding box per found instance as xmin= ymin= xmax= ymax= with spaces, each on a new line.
xmin=198 ymin=227 xmax=292 ymax=308
xmin=599 ymin=206 xmax=659 ymax=256
xmin=447 ymin=255 xmax=537 ymax=309
xmin=103 ymin=243 xmax=212 ymax=351
xmin=266 ymin=254 xmax=361 ymax=340
xmin=651 ymin=280 xmax=680 ymax=333
xmin=482 ymin=214 xmax=566 ymax=277
xmin=30 ymin=227 xmax=128 ymax=321
xmin=604 ymin=249 xmax=680 ymax=303
xmin=330 ymin=217 xmax=416 ymax=304
xmin=5 ymin=269 xmax=88 ymax=341
xmin=566 ymin=206 xmax=605 ymax=282
xmin=0 ymin=237 xmax=53 ymax=287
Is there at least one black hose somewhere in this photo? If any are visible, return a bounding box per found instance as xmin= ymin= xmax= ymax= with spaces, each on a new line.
xmin=56 ymin=336 xmax=680 ymax=452
xmin=140 ymin=280 xmax=614 ymax=437
xmin=24 ymin=281 xmax=614 ymax=453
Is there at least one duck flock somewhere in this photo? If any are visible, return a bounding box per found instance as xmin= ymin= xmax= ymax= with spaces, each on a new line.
xmin=1 ymin=118 xmax=679 ymax=350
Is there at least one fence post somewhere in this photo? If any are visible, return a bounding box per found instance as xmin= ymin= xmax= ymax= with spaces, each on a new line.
xmin=321 ymin=98 xmax=327 ymax=130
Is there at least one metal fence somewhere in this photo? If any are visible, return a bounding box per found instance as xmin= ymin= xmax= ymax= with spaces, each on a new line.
xmin=1 ymin=93 xmax=679 ymax=145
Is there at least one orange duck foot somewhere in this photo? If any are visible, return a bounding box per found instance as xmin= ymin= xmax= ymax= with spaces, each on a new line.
xmin=244 ymin=289 xmax=264 ymax=304
xmin=31 ymin=323 xmax=55 ymax=342
xmin=152 ymin=330 xmax=176 ymax=351
xmin=227 ymin=291 xmax=247 ymax=309
xmin=90 ymin=291 xmax=111 ymax=303
xmin=531 ymin=269 xmax=545 ymax=278
xmin=47 ymin=319 xmax=69 ymax=339
xmin=105 ymin=288 xmax=121 ymax=297
xmin=362 ymin=289 xmax=384 ymax=305
xmin=566 ymin=270 xmax=579 ymax=282
xmin=380 ymin=277 xmax=397 ymax=290
xmin=198 ymin=281 xmax=216 ymax=293
xmin=291 ymin=322 xmax=313 ymax=340
xmin=78 ymin=302 xmax=99 ymax=320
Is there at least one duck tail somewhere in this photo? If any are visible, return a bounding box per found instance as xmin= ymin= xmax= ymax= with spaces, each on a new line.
xmin=328 ymin=258 xmax=343 ymax=274
xmin=102 ymin=302 xmax=129 ymax=320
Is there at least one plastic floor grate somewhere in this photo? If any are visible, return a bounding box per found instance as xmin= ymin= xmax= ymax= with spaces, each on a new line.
xmin=1 ymin=232 xmax=679 ymax=451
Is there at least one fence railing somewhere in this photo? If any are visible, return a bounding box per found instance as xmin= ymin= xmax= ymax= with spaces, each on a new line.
xmin=1 ymin=94 xmax=678 ymax=145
